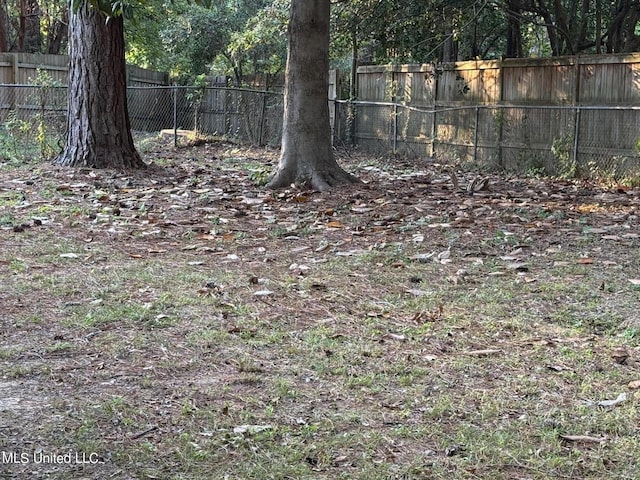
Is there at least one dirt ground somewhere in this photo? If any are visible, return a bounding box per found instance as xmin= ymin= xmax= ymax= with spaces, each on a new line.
xmin=1 ymin=139 xmax=640 ymax=479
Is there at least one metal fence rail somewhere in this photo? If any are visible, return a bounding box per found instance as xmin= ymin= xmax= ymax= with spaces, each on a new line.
xmin=1 ymin=83 xmax=639 ymax=181
xmin=333 ymin=99 xmax=640 ymax=180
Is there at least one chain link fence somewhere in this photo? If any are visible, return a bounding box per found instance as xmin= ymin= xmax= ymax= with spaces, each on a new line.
xmin=1 ymin=83 xmax=639 ymax=182
xmin=333 ymin=100 xmax=640 ymax=181
xmin=127 ymin=86 xmax=284 ymax=147
xmin=0 ymin=85 xmax=284 ymax=163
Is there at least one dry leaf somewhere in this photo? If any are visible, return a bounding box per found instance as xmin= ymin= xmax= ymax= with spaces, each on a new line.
xmin=386 ymin=333 xmax=406 ymax=341
xmin=326 ymin=221 xmax=344 ymax=228
xmin=405 ymin=288 xmax=429 ymax=297
xmin=627 ymin=380 xmax=640 ymax=390
xmin=560 ymin=434 xmax=607 ymax=443
xmin=253 ymin=290 xmax=273 ymax=296
xmin=410 ymin=252 xmax=435 ymax=262
xmin=628 ymin=279 xmax=640 ymax=286
xmin=507 ymin=262 xmax=529 ymax=271
xmin=583 ymin=393 xmax=627 ymax=408
xmin=233 ymin=424 xmax=272 ymax=434
xmin=464 ymin=349 xmax=502 ymax=356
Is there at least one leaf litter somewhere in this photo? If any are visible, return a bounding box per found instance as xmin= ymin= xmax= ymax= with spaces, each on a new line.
xmin=1 ymin=139 xmax=640 ymax=479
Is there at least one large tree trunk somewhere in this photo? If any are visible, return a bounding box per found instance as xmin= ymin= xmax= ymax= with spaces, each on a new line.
xmin=55 ymin=1 xmax=144 ymax=169
xmin=267 ymin=0 xmax=359 ymax=191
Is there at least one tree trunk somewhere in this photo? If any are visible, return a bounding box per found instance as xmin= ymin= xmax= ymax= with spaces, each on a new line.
xmin=505 ymin=0 xmax=523 ymax=58
xmin=18 ymin=0 xmax=42 ymax=53
xmin=537 ymin=0 xmax=560 ymax=55
xmin=266 ymin=0 xmax=359 ymax=191
xmin=0 ymin=1 xmax=8 ymax=52
xmin=55 ymin=1 xmax=143 ymax=169
xmin=47 ymin=7 xmax=68 ymax=55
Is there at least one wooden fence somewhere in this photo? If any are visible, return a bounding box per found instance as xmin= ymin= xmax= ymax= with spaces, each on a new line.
xmin=0 ymin=52 xmax=169 ymax=86
xmin=355 ymin=53 xmax=640 ymax=107
xmin=0 ymin=52 xmax=170 ymax=133
xmin=348 ymin=53 xmax=640 ymax=177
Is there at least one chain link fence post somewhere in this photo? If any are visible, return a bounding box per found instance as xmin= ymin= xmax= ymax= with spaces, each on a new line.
xmin=573 ymin=106 xmax=581 ymax=172
xmin=172 ymin=84 xmax=178 ymax=147
xmin=473 ymin=106 xmax=480 ymax=163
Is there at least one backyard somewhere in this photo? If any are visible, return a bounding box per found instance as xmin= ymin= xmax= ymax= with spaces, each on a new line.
xmin=1 ymin=137 xmax=640 ymax=479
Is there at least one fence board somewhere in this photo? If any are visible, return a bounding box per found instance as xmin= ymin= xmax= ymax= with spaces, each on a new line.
xmin=0 ymin=52 xmax=168 ymax=87
xmin=351 ymin=53 xmax=640 ymax=178
xmin=357 ymin=53 xmax=640 ymax=108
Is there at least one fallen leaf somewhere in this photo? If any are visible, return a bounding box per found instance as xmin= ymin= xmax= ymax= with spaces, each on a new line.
xmin=627 ymin=380 xmax=640 ymax=390
xmin=583 ymin=392 xmax=627 ymax=408
xmin=628 ymin=279 xmax=640 ymax=286
xmin=577 ymin=258 xmax=593 ymax=264
xmin=507 ymin=262 xmax=529 ymax=271
xmin=385 ymin=333 xmax=406 ymax=341
xmin=233 ymin=425 xmax=272 ymax=434
xmin=464 ymin=349 xmax=502 ymax=356
xmin=326 ymin=220 xmax=344 ymax=228
xmin=405 ymin=288 xmax=429 ymax=297
xmin=254 ymin=290 xmax=273 ymax=296
xmin=409 ymin=252 xmax=435 ymax=262
xmin=560 ymin=434 xmax=607 ymax=443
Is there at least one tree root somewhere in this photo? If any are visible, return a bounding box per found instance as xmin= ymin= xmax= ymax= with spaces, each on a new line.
xmin=267 ymin=165 xmax=361 ymax=192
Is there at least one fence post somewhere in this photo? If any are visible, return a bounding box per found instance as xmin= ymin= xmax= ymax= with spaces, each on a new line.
xmin=573 ymin=106 xmax=581 ymax=169
xmin=474 ymin=106 xmax=480 ymax=163
xmin=392 ymin=103 xmax=398 ymax=153
xmin=348 ymin=99 xmax=356 ymax=146
xmin=173 ymin=84 xmax=178 ymax=147
xmin=258 ymin=91 xmax=267 ymax=146
xmin=332 ymin=99 xmax=340 ymax=147
xmin=431 ymin=107 xmax=437 ymax=158
xmin=11 ymin=53 xmax=18 ymax=84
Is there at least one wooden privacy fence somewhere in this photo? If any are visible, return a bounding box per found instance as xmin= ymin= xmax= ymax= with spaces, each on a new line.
xmin=338 ymin=53 xmax=640 ymax=178
xmin=0 ymin=53 xmax=170 ymax=132
xmin=0 ymin=52 xmax=169 ymax=86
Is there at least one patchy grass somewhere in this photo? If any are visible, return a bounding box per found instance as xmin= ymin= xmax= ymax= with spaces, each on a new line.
xmin=1 ymin=138 xmax=640 ymax=479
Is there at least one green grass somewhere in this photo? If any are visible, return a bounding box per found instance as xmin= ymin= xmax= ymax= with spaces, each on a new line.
xmin=1 ymin=143 xmax=639 ymax=479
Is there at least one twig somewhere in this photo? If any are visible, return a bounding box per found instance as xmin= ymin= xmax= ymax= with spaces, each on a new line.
xmin=130 ymin=425 xmax=159 ymax=440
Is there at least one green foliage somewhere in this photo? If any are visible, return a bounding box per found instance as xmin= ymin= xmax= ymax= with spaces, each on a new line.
xmin=30 ymin=70 xmax=65 ymax=161
xmin=1 ymin=111 xmax=32 ymax=164
xmin=218 ymin=0 xmax=288 ymax=87
xmin=126 ymin=0 xmax=273 ymax=83
xmin=551 ymin=132 xmax=577 ymax=179
xmin=0 ymin=70 xmax=63 ymax=165
xmin=160 ymin=4 xmax=228 ymax=81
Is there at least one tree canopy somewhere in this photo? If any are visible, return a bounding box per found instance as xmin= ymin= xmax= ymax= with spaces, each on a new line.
xmin=2 ymin=0 xmax=640 ymax=81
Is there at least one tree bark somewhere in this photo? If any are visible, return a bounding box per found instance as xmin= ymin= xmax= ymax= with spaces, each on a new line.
xmin=55 ymin=1 xmax=144 ymax=169
xmin=505 ymin=0 xmax=523 ymax=58
xmin=47 ymin=7 xmax=68 ymax=55
xmin=0 ymin=1 xmax=8 ymax=52
xmin=266 ymin=0 xmax=359 ymax=191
